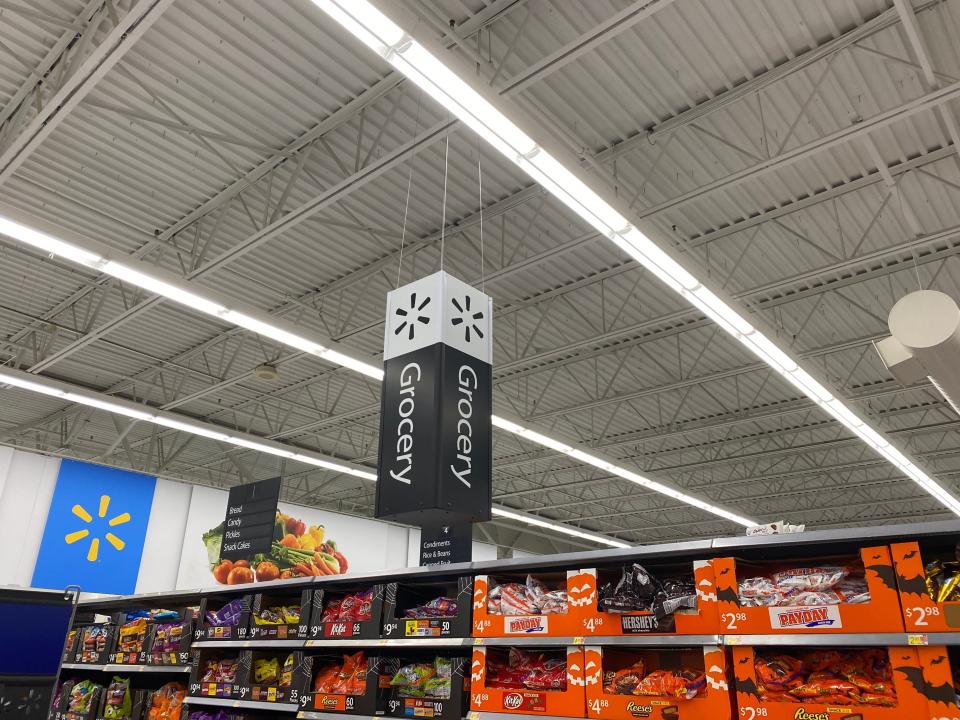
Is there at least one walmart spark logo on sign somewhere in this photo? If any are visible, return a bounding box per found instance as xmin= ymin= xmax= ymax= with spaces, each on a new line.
xmin=64 ymin=495 xmax=131 ymax=562
xmin=33 ymin=460 xmax=156 ymax=595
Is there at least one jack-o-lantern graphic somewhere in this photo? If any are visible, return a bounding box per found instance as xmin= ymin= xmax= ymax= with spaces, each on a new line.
xmin=569 ymin=569 xmax=597 ymax=609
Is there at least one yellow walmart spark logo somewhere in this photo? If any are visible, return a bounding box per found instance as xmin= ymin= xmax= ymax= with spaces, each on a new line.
xmin=64 ymin=495 xmax=131 ymax=562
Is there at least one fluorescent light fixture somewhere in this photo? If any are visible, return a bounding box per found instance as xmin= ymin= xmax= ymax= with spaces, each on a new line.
xmin=739 ymin=332 xmax=798 ymax=373
xmin=821 ymin=398 xmax=863 ymax=428
xmin=218 ymin=310 xmax=327 ymax=355
xmin=517 ymin=148 xmax=630 ymax=234
xmin=63 ymin=393 xmax=155 ymax=422
xmin=0 ymin=216 xmax=103 ymax=268
xmin=613 ymin=228 xmax=699 ymax=293
xmin=309 ymin=0 xmax=404 ymax=53
xmin=494 ymin=414 xmax=757 ymax=527
xmin=153 ymin=416 xmax=232 ymax=442
xmin=318 ymin=349 xmax=385 ymax=380
xmin=0 ymin=365 xmax=372 ymax=480
xmin=491 ymin=506 xmax=630 ymax=548
xmin=101 ymin=261 xmax=228 ymax=317
xmin=785 ymin=368 xmax=834 ymax=403
xmin=392 ymin=43 xmax=538 ymax=159
xmin=683 ymin=285 xmax=755 ymax=337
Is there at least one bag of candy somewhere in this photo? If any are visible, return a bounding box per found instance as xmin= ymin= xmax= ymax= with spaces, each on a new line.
xmin=773 ymin=567 xmax=849 ymax=592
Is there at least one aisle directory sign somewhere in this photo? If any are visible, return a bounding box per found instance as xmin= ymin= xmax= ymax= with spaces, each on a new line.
xmin=419 ymin=520 xmax=473 ymax=566
xmin=375 ymin=271 xmax=493 ymax=526
xmin=219 ymin=476 xmax=281 ymax=561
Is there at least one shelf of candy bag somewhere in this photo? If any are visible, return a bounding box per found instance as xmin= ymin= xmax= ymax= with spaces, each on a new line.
xmin=712 ymin=545 xmax=906 ymax=635
xmin=472 ymin=559 xmax=720 ymax=638
xmin=184 ymin=645 xmax=469 ymax=719
xmin=297 ymin=651 xmax=470 ymax=719
xmin=468 ymin=642 xmax=730 ymax=720
xmin=732 ymin=645 xmax=935 ymax=720
xmin=50 ymin=676 xmax=188 ymax=720
xmin=193 ymin=578 xmax=471 ymax=646
xmin=62 ymin=607 xmax=196 ymax=671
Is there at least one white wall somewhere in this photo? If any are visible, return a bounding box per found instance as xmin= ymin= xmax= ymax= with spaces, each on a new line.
xmin=135 ymin=478 xmax=193 ymax=593
xmin=0 ymin=447 xmax=61 ymax=586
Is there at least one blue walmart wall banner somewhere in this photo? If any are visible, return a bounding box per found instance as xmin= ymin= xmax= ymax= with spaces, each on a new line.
xmin=32 ymin=459 xmax=156 ymax=594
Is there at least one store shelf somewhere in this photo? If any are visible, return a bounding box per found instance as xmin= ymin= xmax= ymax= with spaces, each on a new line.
xmin=723 ymin=633 xmax=915 ymax=646
xmin=184 ymin=695 xmax=299 ymax=712
xmin=193 ymin=638 xmax=306 ymax=648
xmin=476 ymin=635 xmax=722 ymax=646
xmin=467 ymin=712 xmax=576 ymax=720
xmin=193 ymin=635 xmax=723 ymax=649
xmin=60 ymin=662 xmax=190 ymax=672
xmin=297 ymin=713 xmax=377 ymax=720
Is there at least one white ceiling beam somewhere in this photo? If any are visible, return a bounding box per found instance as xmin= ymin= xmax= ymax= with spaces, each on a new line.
xmin=893 ymin=0 xmax=960 ymax=156
xmin=0 ymin=0 xmax=102 ymax=131
xmin=593 ymin=0 xmax=943 ymax=164
xmin=0 ymin=0 xmax=174 ymax=185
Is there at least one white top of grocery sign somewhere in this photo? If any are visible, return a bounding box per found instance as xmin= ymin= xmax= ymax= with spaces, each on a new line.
xmin=383 ymin=271 xmax=492 ymax=364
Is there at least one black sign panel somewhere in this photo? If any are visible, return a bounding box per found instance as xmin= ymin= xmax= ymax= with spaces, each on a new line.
xmin=219 ymin=477 xmax=281 ymax=561
xmin=419 ymin=521 xmax=473 ymax=566
xmin=375 ymin=343 xmax=491 ymax=523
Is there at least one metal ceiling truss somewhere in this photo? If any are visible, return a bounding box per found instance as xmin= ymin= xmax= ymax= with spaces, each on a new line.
xmin=4 ymin=0 xmax=960 ymax=544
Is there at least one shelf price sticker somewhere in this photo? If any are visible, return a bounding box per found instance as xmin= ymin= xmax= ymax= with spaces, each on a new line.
xmin=572 ymin=636 xmax=584 ymax=645
xmin=473 ymin=637 xmax=483 ymax=645
xmin=908 ymin=634 xmax=929 ymax=646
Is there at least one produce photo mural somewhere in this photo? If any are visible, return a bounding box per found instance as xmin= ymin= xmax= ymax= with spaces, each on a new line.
xmin=203 ymin=510 xmax=349 ymax=583
xmin=175 ymin=485 xmax=406 ymax=589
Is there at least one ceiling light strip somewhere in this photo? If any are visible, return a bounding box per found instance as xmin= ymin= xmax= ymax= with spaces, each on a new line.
xmin=490 ymin=506 xmax=630 ymax=548
xmin=491 ymin=416 xmax=756 ymax=526
xmin=0 ymin=208 xmax=753 ymax=529
xmin=0 ymin=210 xmax=384 ymax=381
xmin=0 ymin=365 xmax=376 ymax=480
xmin=310 ymin=0 xmax=960 ymax=517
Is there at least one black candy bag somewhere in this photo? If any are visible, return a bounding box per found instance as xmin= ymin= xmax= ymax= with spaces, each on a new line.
xmin=652 ymin=576 xmax=698 ymax=620
xmin=599 ymin=563 xmax=663 ymax=613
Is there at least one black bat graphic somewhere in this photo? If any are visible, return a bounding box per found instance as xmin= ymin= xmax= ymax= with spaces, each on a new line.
xmin=717 ymin=586 xmax=740 ymax=604
xmin=896 ymin=664 xmax=957 ymax=704
xmin=719 ymin=567 xmax=731 ymax=576
xmin=897 ymin=571 xmax=931 ymax=598
xmin=736 ymin=676 xmax=761 ymax=697
xmin=738 ymin=657 xmax=750 ymax=665
xmin=905 ymin=550 xmax=918 ymax=559
xmin=932 ymin=655 xmax=947 ymax=665
xmin=868 ymin=564 xmax=899 ymax=593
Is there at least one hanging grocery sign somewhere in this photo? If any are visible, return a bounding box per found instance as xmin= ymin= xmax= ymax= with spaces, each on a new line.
xmin=376 ymin=270 xmax=492 ymax=524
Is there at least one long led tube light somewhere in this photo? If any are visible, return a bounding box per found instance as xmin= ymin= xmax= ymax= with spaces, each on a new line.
xmin=0 ymin=214 xmax=384 ymax=381
xmin=309 ymin=0 xmax=960 ymax=518
xmin=490 ymin=506 xmax=631 ymax=548
xmin=0 ymin=208 xmax=754 ymax=529
xmin=0 ymin=365 xmax=376 ymax=480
